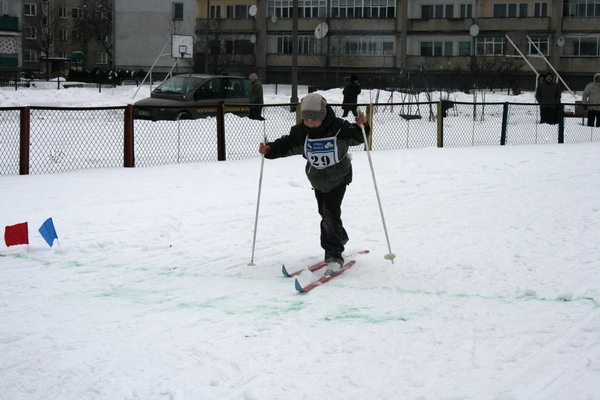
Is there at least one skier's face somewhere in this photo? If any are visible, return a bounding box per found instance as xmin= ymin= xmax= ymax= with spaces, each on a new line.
xmin=303 ymin=119 xmax=323 ymax=128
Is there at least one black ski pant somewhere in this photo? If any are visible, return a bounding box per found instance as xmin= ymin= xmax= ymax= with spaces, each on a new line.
xmin=314 ymin=184 xmax=348 ymax=264
xmin=342 ymin=107 xmax=358 ymax=118
xmin=540 ymin=106 xmax=558 ymax=125
xmin=587 ymin=110 xmax=600 ymax=127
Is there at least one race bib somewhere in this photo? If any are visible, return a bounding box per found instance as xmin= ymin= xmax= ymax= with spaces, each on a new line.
xmin=305 ymin=136 xmax=339 ymax=169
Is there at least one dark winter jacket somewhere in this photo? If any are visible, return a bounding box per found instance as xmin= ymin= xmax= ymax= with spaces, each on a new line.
xmin=535 ymin=80 xmax=561 ymax=108
xmin=342 ymin=81 xmax=361 ymax=111
xmin=249 ymin=79 xmax=264 ymax=104
xmin=265 ymin=105 xmax=370 ymax=193
xmin=582 ymin=73 xmax=600 ymax=112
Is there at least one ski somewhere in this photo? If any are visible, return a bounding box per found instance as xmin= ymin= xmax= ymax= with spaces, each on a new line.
xmin=281 ymin=249 xmax=369 ymax=277
xmin=294 ymin=260 xmax=357 ymax=293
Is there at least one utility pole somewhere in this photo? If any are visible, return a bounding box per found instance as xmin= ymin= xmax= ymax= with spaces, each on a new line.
xmin=290 ymin=0 xmax=298 ymax=109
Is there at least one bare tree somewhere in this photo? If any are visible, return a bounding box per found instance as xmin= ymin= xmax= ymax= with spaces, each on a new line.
xmin=73 ymin=0 xmax=113 ymax=68
xmin=24 ymin=1 xmax=66 ymax=80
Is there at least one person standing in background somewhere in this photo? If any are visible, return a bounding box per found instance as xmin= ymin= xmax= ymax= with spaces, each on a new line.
xmin=342 ymin=74 xmax=361 ymax=118
xmin=248 ymin=73 xmax=265 ymax=120
xmin=582 ymin=73 xmax=600 ymax=127
xmin=535 ymin=72 xmax=561 ymax=125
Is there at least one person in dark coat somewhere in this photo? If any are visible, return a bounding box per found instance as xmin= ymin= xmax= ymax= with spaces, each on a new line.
xmin=535 ymin=72 xmax=561 ymax=125
xmin=248 ymin=73 xmax=265 ymax=120
xmin=342 ymin=74 xmax=361 ymax=117
xmin=258 ymin=93 xmax=370 ymax=275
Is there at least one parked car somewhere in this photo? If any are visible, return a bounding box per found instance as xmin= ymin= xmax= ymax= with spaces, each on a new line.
xmin=133 ymin=74 xmax=251 ymax=121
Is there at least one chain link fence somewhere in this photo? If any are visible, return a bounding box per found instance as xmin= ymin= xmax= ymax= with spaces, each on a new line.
xmin=28 ymin=107 xmax=125 ymax=174
xmin=2 ymin=102 xmax=599 ymax=175
xmin=0 ymin=108 xmax=21 ymax=175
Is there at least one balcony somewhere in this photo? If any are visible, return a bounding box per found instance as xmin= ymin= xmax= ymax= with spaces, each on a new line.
xmin=562 ymin=17 xmax=599 ymax=32
xmin=0 ymin=53 xmax=19 ymax=68
xmin=477 ymin=17 xmax=550 ymax=31
xmin=0 ymin=16 xmax=19 ymax=31
xmin=408 ymin=18 xmax=474 ymax=32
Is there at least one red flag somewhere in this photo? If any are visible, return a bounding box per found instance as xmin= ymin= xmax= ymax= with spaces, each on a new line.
xmin=4 ymin=222 xmax=29 ymax=247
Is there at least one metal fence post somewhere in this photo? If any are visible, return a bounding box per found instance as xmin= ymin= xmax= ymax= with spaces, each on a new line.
xmin=558 ymin=104 xmax=565 ymax=144
xmin=217 ymin=102 xmax=226 ymax=161
xmin=437 ymin=101 xmax=443 ymax=148
xmin=124 ymin=105 xmax=135 ymax=167
xmin=500 ymin=102 xmax=509 ymax=145
xmin=19 ymin=107 xmax=30 ymax=175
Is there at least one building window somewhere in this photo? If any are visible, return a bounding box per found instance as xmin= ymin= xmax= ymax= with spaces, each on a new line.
xmin=24 ymin=49 xmax=37 ymax=62
xmin=25 ymin=27 xmax=37 ymax=39
xmin=420 ymin=41 xmax=454 ymax=56
xmin=331 ymin=0 xmax=395 ymax=18
xmin=562 ymin=35 xmax=600 ymax=56
xmin=72 ymin=30 xmax=83 ymax=41
xmin=24 ymin=3 xmax=37 ymax=16
xmin=267 ymin=34 xmax=325 ymax=54
xmin=96 ymin=53 xmax=108 ymax=64
xmin=173 ymin=3 xmax=183 ymax=20
xmin=210 ymin=5 xmax=221 ymax=18
xmin=475 ymin=36 xmax=505 ymax=55
xmin=493 ymin=3 xmax=528 ymax=17
xmin=421 ymin=4 xmax=454 ymax=18
xmin=72 ymin=7 xmax=83 ymax=19
xmin=268 ymin=0 xmax=292 ymax=18
xmin=459 ymin=41 xmax=472 ymax=56
xmin=97 ymin=33 xmax=108 ymax=42
xmin=227 ymin=5 xmax=251 ymax=18
xmin=330 ymin=35 xmax=394 ymax=56
xmin=268 ymin=35 xmax=293 ymax=54
xmin=299 ymin=0 xmax=326 ymax=18
xmin=563 ymin=0 xmax=600 ymax=17
xmin=59 ymin=6 xmax=67 ymax=18
xmin=225 ymin=39 xmax=254 ymax=54
xmin=59 ymin=29 xmax=68 ymax=41
xmin=528 ymin=35 xmax=550 ymax=55
xmin=460 ymin=4 xmax=473 ymax=17
xmin=534 ymin=2 xmax=548 ymax=16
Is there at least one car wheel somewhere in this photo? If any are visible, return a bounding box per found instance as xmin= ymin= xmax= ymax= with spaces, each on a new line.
xmin=176 ymin=112 xmax=192 ymax=121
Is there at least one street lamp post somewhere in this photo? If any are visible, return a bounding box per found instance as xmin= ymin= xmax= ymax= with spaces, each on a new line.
xmin=290 ymin=0 xmax=298 ymax=109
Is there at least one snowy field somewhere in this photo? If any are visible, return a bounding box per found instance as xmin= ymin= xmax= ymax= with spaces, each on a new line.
xmin=1 ymin=83 xmax=600 ymax=400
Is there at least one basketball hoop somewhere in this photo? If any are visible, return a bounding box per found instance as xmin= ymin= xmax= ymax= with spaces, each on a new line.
xmin=179 ymin=45 xmax=187 ymax=59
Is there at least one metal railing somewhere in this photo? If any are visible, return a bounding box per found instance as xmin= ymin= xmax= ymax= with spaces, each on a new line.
xmin=1 ymin=102 xmax=598 ymax=175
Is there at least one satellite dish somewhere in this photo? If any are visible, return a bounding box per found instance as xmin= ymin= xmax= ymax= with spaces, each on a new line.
xmin=557 ymin=36 xmax=565 ymax=47
xmin=469 ymin=24 xmax=480 ymax=37
xmin=250 ymin=35 xmax=256 ymax=44
xmin=314 ymin=22 xmax=329 ymax=39
xmin=271 ymin=14 xmax=277 ymax=23
xmin=249 ymin=5 xmax=257 ymax=17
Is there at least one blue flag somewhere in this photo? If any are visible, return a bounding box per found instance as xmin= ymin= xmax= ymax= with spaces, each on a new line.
xmin=38 ymin=218 xmax=58 ymax=247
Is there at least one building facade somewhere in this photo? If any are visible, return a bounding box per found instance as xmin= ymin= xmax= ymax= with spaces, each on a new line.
xmin=0 ymin=0 xmax=22 ymax=79
xmin=19 ymin=0 xmax=112 ymax=78
xmin=194 ymin=0 xmax=600 ymax=90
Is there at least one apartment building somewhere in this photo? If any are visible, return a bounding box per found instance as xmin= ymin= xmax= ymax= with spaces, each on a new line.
xmin=20 ymin=0 xmax=112 ymax=77
xmin=0 ymin=0 xmax=21 ymax=79
xmin=195 ymin=0 xmax=600 ymax=89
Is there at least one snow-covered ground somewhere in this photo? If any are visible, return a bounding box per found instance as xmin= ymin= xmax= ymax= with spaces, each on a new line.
xmin=1 ymin=83 xmax=599 ymax=400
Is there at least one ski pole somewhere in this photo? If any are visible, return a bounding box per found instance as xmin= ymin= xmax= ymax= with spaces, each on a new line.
xmin=249 ymin=131 xmax=268 ymax=266
xmin=360 ymin=123 xmax=396 ymax=263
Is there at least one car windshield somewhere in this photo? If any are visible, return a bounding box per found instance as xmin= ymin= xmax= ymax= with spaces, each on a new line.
xmin=153 ymin=76 xmax=205 ymax=95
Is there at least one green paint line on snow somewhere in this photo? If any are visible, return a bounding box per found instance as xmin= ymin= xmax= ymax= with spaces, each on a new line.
xmin=344 ymin=284 xmax=600 ymax=308
xmin=323 ymin=313 xmax=408 ymax=323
